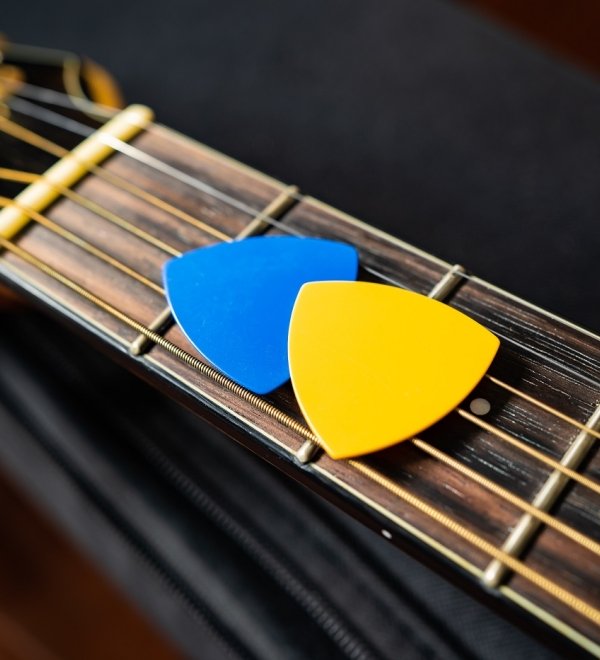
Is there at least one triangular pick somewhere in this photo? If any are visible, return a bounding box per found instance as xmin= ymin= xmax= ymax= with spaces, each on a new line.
xmin=289 ymin=282 xmax=500 ymax=458
xmin=163 ymin=237 xmax=358 ymax=394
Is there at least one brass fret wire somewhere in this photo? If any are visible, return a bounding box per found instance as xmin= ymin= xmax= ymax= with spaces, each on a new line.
xmin=3 ymin=111 xmax=600 ymax=626
xmin=0 ymin=197 xmax=164 ymax=294
xmin=0 ymin=168 xmax=182 ymax=256
xmin=4 ymin=133 xmax=600 ymax=512
xmin=411 ymin=438 xmax=600 ymax=558
xmin=5 ymin=120 xmax=597 ymax=453
xmin=348 ymin=460 xmax=600 ymax=626
xmin=0 ymin=115 xmax=231 ymax=242
xmin=1 ymin=237 xmax=599 ymax=625
xmin=4 ymin=116 xmax=600 ymax=505
xmin=456 ymin=408 xmax=600 ymax=496
xmin=0 ymin=234 xmax=314 ymax=440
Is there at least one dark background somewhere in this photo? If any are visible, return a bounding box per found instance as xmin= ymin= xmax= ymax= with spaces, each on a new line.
xmin=3 ymin=0 xmax=600 ymax=330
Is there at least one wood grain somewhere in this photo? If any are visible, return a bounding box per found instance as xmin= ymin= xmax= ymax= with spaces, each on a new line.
xmin=1 ymin=101 xmax=600 ymax=655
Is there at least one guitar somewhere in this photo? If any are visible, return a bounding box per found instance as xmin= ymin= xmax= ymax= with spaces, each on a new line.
xmin=1 ymin=41 xmax=599 ymax=657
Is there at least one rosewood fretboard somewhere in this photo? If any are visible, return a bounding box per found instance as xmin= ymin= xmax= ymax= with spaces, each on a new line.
xmin=1 ymin=94 xmax=600 ymax=656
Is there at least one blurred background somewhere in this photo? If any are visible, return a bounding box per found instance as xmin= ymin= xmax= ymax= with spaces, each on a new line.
xmin=1 ymin=1 xmax=600 ymax=657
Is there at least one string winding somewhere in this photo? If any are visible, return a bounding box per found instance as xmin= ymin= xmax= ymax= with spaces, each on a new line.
xmin=1 ymin=88 xmax=600 ymax=626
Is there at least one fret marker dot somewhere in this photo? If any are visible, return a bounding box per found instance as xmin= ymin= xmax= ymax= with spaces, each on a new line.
xmin=470 ymin=398 xmax=491 ymax=416
xmin=381 ymin=530 xmax=392 ymax=540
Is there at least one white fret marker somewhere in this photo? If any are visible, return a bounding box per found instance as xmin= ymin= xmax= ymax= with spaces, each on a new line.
xmin=381 ymin=529 xmax=392 ymax=539
xmin=470 ymin=398 xmax=491 ymax=416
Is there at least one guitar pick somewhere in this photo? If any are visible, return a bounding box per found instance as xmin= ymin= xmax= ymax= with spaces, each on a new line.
xmin=289 ymin=281 xmax=500 ymax=458
xmin=164 ymin=236 xmax=358 ymax=394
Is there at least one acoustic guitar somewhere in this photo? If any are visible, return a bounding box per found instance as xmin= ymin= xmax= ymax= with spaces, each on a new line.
xmin=1 ymin=40 xmax=599 ymax=657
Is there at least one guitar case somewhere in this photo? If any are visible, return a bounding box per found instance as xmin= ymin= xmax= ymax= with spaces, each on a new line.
xmin=2 ymin=0 xmax=599 ymax=657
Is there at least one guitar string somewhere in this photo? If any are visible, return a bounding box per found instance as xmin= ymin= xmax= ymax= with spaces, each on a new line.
xmin=0 ymin=79 xmax=119 ymax=118
xmin=6 ymin=95 xmax=306 ymax=216
xmin=5 ymin=80 xmax=600 ymax=380
xmin=1 ymin=107 xmax=600 ymax=435
xmin=6 ymin=91 xmax=600 ymax=394
xmin=8 ymin=85 xmax=600 ymax=381
xmin=0 ymin=168 xmax=183 ymax=257
xmin=0 ymin=197 xmax=164 ymax=293
xmin=2 ymin=185 xmax=599 ymax=548
xmin=1 ymin=183 xmax=594 ymax=628
xmin=0 ymin=168 xmax=600 ymax=474
xmin=2 ymin=74 xmax=599 ymax=632
xmin=1 ymin=129 xmax=600 ymax=493
xmin=4 ymin=76 xmax=600 ymax=365
xmin=0 ymin=111 xmax=407 ymax=290
xmin=486 ymin=375 xmax=600 ymax=439
xmin=0 ymin=110 xmax=231 ymax=242
xmin=0 ymin=236 xmax=599 ymax=627
xmin=347 ymin=459 xmax=600 ymax=626
xmin=2 ymin=112 xmax=600 ymax=498
xmin=1 ymin=175 xmax=597 ymax=506
xmin=3 ymin=99 xmax=593 ymax=548
xmin=3 ymin=74 xmax=600 ymax=636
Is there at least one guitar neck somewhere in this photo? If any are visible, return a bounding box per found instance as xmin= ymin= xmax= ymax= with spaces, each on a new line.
xmin=1 ymin=104 xmax=600 ymax=656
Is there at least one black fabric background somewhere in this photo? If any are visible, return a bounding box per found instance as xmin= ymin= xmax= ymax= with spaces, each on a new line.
xmin=3 ymin=0 xmax=600 ymax=330
xmin=1 ymin=1 xmax=599 ymax=658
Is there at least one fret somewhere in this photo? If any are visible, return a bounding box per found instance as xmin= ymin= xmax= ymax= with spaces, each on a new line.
xmin=2 ymin=113 xmax=600 ymax=655
xmin=280 ymin=196 xmax=450 ymax=294
xmin=232 ymin=185 xmax=299 ymax=239
xmin=450 ymin=277 xmax=600 ymax=392
xmin=427 ymin=263 xmax=465 ymax=301
xmin=129 ymin=306 xmax=174 ymax=356
xmin=483 ymin=403 xmax=600 ymax=588
xmin=129 ymin=184 xmax=300 ymax=356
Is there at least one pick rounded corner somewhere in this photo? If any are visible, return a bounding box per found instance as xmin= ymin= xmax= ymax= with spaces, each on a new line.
xmin=289 ymin=282 xmax=504 ymax=460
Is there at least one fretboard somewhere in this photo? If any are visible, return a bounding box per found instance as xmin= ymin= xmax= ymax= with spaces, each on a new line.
xmin=1 ymin=107 xmax=600 ymax=657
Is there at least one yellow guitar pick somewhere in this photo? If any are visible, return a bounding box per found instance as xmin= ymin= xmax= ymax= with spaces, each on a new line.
xmin=288 ymin=282 xmax=500 ymax=459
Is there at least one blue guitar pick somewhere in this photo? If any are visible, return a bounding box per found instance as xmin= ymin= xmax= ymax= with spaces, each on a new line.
xmin=163 ymin=236 xmax=358 ymax=394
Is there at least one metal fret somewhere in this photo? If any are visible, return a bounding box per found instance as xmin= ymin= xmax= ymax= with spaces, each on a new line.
xmin=129 ymin=306 xmax=174 ymax=356
xmin=482 ymin=403 xmax=600 ymax=588
xmin=129 ymin=186 xmax=300 ymax=356
xmin=3 ymin=88 xmax=600 ymax=652
xmin=427 ymin=264 xmax=465 ymax=300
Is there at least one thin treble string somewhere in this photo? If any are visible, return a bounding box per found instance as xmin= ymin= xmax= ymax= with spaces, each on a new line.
xmin=1 ymin=100 xmax=404 ymax=287
xmin=452 ymin=270 xmax=600 ymax=391
xmin=1 ymin=236 xmax=599 ymax=627
xmin=486 ymin=374 xmax=600 ymax=440
xmin=1 ymin=115 xmax=600 ymax=456
xmin=7 ymin=82 xmax=600 ymax=350
xmin=10 ymin=90 xmax=600 ymax=390
xmin=4 ymin=85 xmax=436 ymax=283
xmin=0 ymin=197 xmax=164 ymax=294
xmin=3 ymin=103 xmax=600 ymax=445
xmin=0 ymin=78 xmax=118 ymax=119
xmin=6 ymin=96 xmax=302 ymax=220
xmin=0 ymin=168 xmax=182 ymax=257
xmin=0 ymin=110 xmax=231 ymax=242
xmin=2 ymin=178 xmax=598 ymax=502
xmin=3 ymin=81 xmax=600 ymax=604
